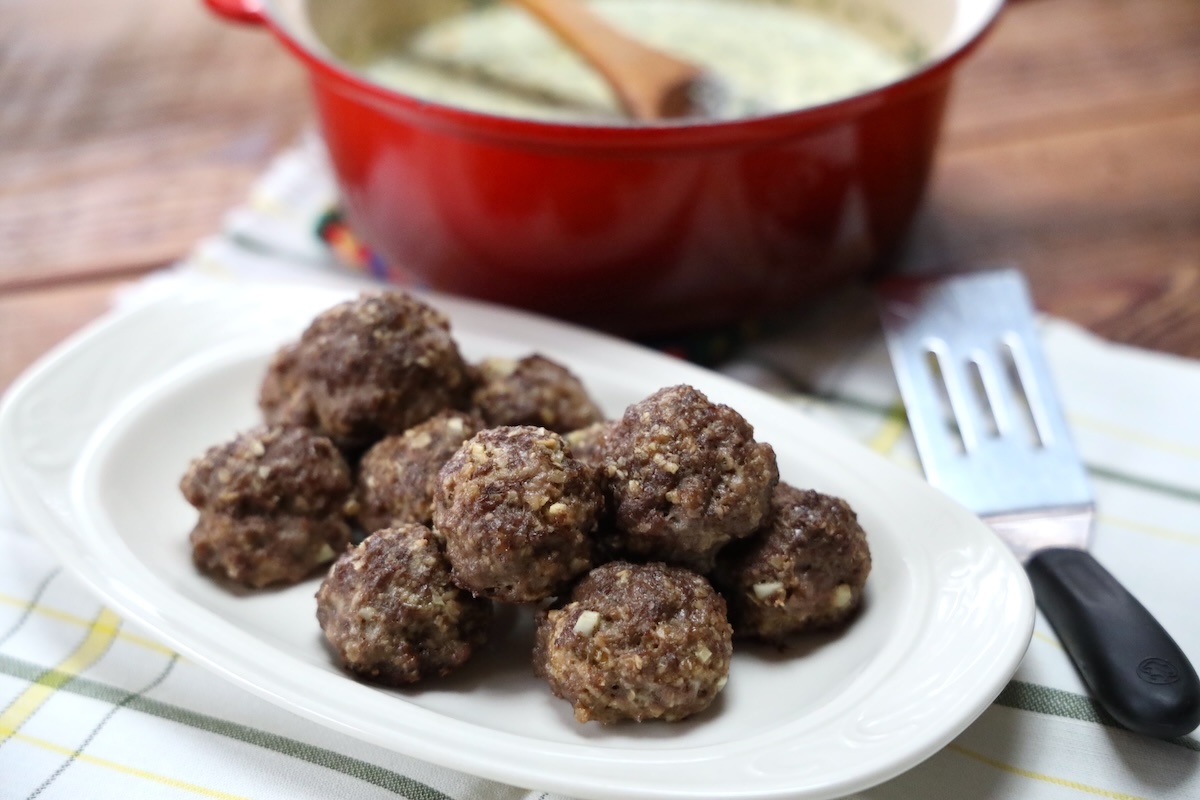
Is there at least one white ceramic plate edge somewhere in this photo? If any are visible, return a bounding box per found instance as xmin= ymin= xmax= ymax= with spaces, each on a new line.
xmin=0 ymin=282 xmax=1035 ymax=800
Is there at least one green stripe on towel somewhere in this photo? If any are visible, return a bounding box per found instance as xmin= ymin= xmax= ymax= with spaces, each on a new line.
xmin=996 ymin=680 xmax=1200 ymax=751
xmin=0 ymin=654 xmax=454 ymax=800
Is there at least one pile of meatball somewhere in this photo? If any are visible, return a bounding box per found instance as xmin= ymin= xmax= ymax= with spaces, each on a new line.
xmin=180 ymin=291 xmax=871 ymax=725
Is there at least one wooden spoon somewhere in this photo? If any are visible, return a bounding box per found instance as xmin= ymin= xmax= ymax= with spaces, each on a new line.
xmin=507 ymin=0 xmax=715 ymax=121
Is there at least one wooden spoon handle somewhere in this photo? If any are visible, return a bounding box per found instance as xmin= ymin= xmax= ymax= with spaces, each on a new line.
xmin=509 ymin=0 xmax=701 ymax=120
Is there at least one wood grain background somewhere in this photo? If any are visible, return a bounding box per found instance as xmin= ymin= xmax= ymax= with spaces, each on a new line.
xmin=2 ymin=0 xmax=1198 ymax=389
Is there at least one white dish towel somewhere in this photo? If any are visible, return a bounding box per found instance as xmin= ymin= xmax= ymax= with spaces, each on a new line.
xmin=1 ymin=140 xmax=1197 ymax=800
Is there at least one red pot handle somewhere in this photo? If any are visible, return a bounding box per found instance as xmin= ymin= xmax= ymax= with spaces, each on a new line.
xmin=202 ymin=0 xmax=265 ymax=24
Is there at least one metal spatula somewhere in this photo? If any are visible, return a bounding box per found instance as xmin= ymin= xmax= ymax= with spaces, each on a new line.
xmin=877 ymin=268 xmax=1200 ymax=739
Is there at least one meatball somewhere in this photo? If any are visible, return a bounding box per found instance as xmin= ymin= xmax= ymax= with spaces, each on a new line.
xmin=316 ymin=525 xmax=492 ymax=685
xmin=355 ymin=411 xmax=483 ymax=533
xmin=261 ymin=291 xmax=472 ymax=450
xmin=602 ymin=385 xmax=778 ymax=573
xmin=180 ymin=426 xmax=355 ymax=587
xmin=470 ymin=355 xmax=604 ymax=433
xmin=714 ymin=484 xmax=871 ymax=641
xmin=534 ymin=561 xmax=732 ymax=724
xmin=259 ymin=342 xmax=318 ymax=430
xmin=434 ymin=426 xmax=601 ymax=603
xmin=564 ymin=420 xmax=614 ymax=469
xmin=189 ymin=514 xmax=352 ymax=589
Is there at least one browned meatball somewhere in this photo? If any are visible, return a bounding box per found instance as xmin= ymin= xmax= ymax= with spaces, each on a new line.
xmin=434 ymin=426 xmax=601 ymax=603
xmin=602 ymin=385 xmax=778 ymax=573
xmin=181 ymin=425 xmax=352 ymax=517
xmin=259 ymin=342 xmax=318 ymax=430
xmin=262 ymin=291 xmax=472 ymax=450
xmin=564 ymin=420 xmax=615 ymax=469
xmin=564 ymin=421 xmax=621 ymax=557
xmin=180 ymin=426 xmax=356 ymax=588
xmin=190 ymin=513 xmax=352 ymax=589
xmin=714 ymin=483 xmax=871 ymax=641
xmin=470 ymin=355 xmax=604 ymax=433
xmin=316 ymin=525 xmax=492 ymax=685
xmin=534 ymin=561 xmax=732 ymax=724
xmin=355 ymin=411 xmax=483 ymax=533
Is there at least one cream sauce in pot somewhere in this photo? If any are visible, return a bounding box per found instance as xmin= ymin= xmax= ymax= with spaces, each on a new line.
xmin=362 ymin=0 xmax=924 ymax=123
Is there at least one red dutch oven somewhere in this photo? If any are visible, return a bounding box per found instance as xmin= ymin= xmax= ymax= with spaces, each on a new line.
xmin=204 ymin=0 xmax=1004 ymax=335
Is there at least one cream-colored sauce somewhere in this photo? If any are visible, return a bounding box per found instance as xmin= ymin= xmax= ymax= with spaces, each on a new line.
xmin=363 ymin=0 xmax=921 ymax=123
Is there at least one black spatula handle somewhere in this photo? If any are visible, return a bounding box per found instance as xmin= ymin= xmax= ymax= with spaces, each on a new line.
xmin=1026 ymin=547 xmax=1200 ymax=738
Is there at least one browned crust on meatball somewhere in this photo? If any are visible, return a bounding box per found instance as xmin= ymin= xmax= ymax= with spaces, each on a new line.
xmin=714 ymin=483 xmax=871 ymax=641
xmin=259 ymin=342 xmax=318 ymax=430
xmin=285 ymin=291 xmax=472 ymax=450
xmin=470 ymin=355 xmax=604 ymax=433
xmin=355 ymin=411 xmax=483 ymax=533
xmin=434 ymin=426 xmax=601 ymax=603
xmin=180 ymin=425 xmax=354 ymax=518
xmin=533 ymin=561 xmax=732 ymax=724
xmin=316 ymin=525 xmax=492 ymax=685
xmin=190 ymin=512 xmax=352 ymax=588
xmin=564 ymin=420 xmax=615 ymax=469
xmin=180 ymin=426 xmax=356 ymax=588
xmin=602 ymin=385 xmax=778 ymax=573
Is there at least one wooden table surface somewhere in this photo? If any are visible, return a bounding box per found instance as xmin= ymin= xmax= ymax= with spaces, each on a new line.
xmin=2 ymin=0 xmax=1199 ymax=391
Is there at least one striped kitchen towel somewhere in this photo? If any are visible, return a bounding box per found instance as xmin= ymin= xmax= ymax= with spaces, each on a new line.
xmin=2 ymin=140 xmax=1198 ymax=799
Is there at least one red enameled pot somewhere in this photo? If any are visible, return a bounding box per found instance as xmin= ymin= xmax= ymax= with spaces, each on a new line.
xmin=204 ymin=0 xmax=1005 ymax=335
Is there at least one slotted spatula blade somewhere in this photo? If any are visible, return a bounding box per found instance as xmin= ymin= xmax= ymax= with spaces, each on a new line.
xmin=877 ymin=268 xmax=1200 ymax=739
xmin=876 ymin=269 xmax=1092 ymax=548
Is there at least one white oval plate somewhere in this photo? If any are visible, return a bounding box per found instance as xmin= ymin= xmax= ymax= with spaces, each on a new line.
xmin=0 ymin=281 xmax=1033 ymax=800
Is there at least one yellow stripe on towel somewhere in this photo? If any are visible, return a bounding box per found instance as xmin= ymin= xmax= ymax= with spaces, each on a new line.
xmin=0 ymin=613 xmax=245 ymax=799
xmin=1032 ymin=629 xmax=1064 ymax=651
xmin=6 ymin=727 xmax=249 ymax=800
xmin=867 ymin=402 xmax=908 ymax=455
xmin=948 ymin=743 xmax=1149 ymax=800
xmin=1099 ymin=514 xmax=1200 ymax=546
xmin=1069 ymin=412 xmax=1200 ymax=460
xmin=0 ymin=592 xmax=175 ymax=656
xmin=0 ymin=607 xmax=121 ymax=741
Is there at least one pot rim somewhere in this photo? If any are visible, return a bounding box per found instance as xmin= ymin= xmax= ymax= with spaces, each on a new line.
xmin=254 ymin=0 xmax=1007 ymax=149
